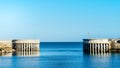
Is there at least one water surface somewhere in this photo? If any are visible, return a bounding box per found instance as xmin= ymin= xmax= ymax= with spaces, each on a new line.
xmin=0 ymin=42 xmax=120 ymax=68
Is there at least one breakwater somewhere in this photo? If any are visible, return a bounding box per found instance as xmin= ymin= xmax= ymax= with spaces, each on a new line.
xmin=0 ymin=40 xmax=40 ymax=53
xmin=83 ymin=39 xmax=120 ymax=53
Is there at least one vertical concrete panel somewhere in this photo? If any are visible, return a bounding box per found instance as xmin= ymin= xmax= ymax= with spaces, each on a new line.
xmin=98 ymin=43 xmax=100 ymax=53
xmin=90 ymin=43 xmax=91 ymax=52
xmin=93 ymin=43 xmax=94 ymax=53
xmin=95 ymin=44 xmax=97 ymax=53
xmin=104 ymin=43 xmax=105 ymax=52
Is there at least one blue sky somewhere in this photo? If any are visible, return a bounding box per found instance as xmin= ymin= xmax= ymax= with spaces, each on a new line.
xmin=0 ymin=0 xmax=120 ymax=42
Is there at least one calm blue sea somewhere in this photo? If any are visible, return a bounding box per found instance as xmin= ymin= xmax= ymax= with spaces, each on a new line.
xmin=0 ymin=42 xmax=120 ymax=68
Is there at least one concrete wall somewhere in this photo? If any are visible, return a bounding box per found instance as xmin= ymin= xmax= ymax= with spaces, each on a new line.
xmin=12 ymin=40 xmax=40 ymax=51
xmin=83 ymin=38 xmax=120 ymax=53
xmin=83 ymin=39 xmax=112 ymax=53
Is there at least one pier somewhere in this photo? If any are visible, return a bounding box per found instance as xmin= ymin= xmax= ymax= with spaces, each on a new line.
xmin=83 ymin=39 xmax=120 ymax=53
xmin=12 ymin=40 xmax=40 ymax=51
xmin=0 ymin=40 xmax=40 ymax=53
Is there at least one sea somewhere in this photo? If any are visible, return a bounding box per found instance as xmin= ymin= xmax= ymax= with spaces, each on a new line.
xmin=0 ymin=42 xmax=120 ymax=68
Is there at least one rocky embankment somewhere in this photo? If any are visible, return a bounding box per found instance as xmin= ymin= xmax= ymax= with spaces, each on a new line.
xmin=0 ymin=44 xmax=15 ymax=53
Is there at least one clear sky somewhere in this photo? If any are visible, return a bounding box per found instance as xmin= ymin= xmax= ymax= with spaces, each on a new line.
xmin=0 ymin=0 xmax=120 ymax=42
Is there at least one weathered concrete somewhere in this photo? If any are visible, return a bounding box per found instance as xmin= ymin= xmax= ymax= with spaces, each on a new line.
xmin=12 ymin=40 xmax=40 ymax=51
xmin=83 ymin=39 xmax=120 ymax=53
xmin=0 ymin=39 xmax=40 ymax=53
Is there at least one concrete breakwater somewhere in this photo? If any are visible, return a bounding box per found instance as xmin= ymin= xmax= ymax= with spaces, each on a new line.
xmin=0 ymin=40 xmax=40 ymax=53
xmin=83 ymin=39 xmax=120 ymax=53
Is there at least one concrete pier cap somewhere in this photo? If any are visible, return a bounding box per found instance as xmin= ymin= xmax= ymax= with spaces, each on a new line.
xmin=83 ymin=38 xmax=112 ymax=43
xmin=12 ymin=39 xmax=40 ymax=43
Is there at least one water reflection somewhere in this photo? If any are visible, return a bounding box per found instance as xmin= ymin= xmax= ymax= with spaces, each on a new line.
xmin=2 ymin=42 xmax=120 ymax=68
xmin=83 ymin=52 xmax=112 ymax=68
xmin=0 ymin=51 xmax=40 ymax=56
xmin=84 ymin=52 xmax=111 ymax=56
